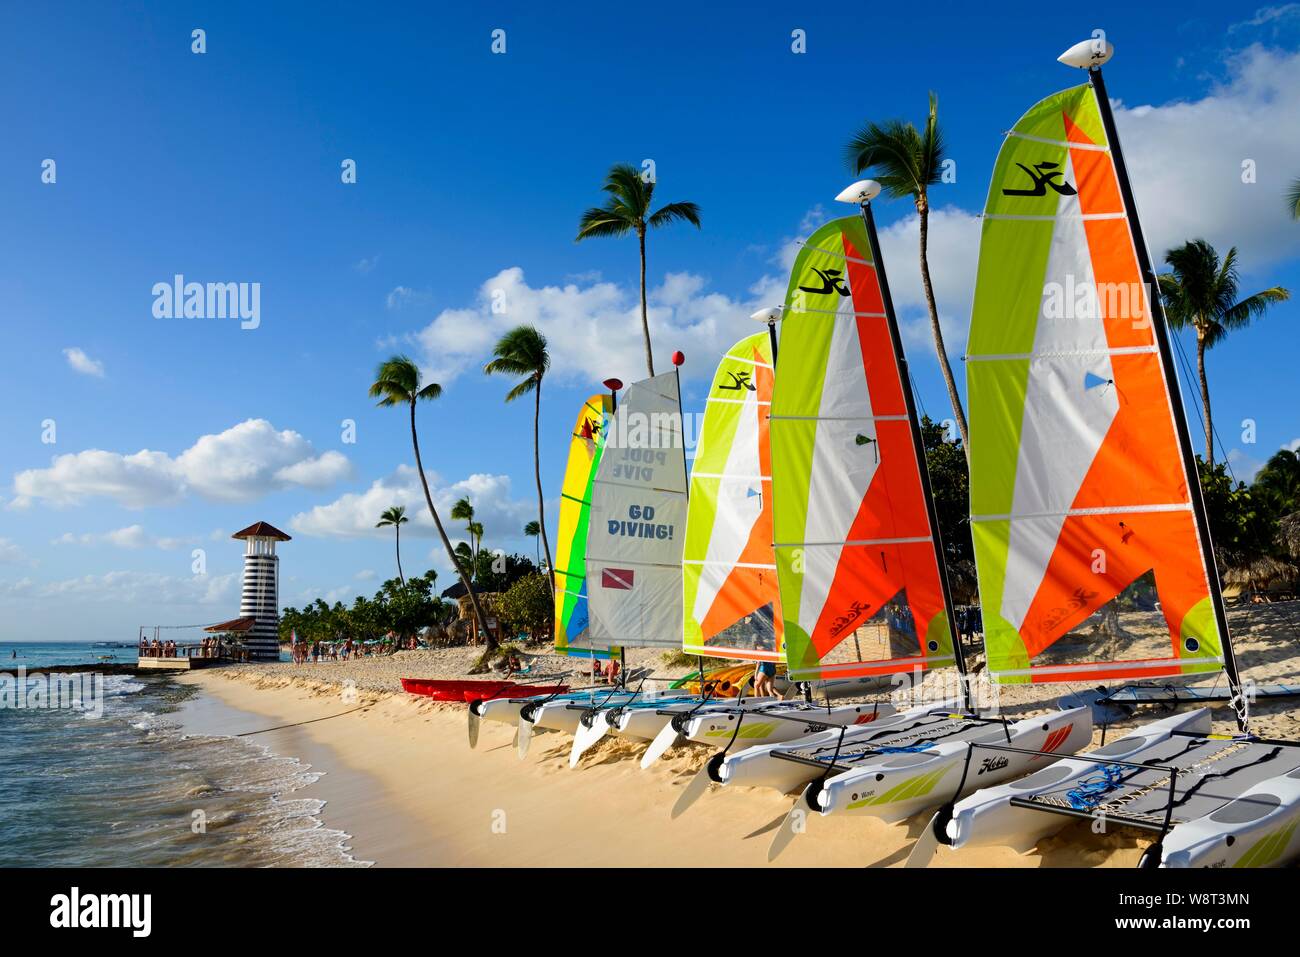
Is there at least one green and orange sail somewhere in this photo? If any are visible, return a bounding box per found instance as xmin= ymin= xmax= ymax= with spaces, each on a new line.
xmin=967 ymin=83 xmax=1223 ymax=683
xmin=682 ymin=332 xmax=782 ymax=661
xmin=553 ymin=394 xmax=616 ymax=658
xmin=772 ymin=217 xmax=955 ymax=682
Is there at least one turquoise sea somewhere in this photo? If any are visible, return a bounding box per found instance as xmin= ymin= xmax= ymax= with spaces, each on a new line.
xmin=0 ymin=642 xmax=363 ymax=867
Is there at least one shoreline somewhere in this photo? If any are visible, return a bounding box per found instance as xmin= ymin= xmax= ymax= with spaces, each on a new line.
xmin=176 ymin=666 xmax=1151 ymax=867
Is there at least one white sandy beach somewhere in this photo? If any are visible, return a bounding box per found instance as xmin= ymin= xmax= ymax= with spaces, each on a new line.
xmin=168 ymin=601 xmax=1300 ymax=867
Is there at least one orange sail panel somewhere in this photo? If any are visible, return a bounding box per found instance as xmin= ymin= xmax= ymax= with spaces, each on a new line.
xmin=966 ymin=83 xmax=1223 ymax=683
xmin=772 ymin=216 xmax=955 ymax=681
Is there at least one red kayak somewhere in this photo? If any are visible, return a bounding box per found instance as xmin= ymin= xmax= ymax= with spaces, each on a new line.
xmin=399 ymin=677 xmax=568 ymax=702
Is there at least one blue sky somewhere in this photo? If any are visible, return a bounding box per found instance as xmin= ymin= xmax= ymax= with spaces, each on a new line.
xmin=3 ymin=1 xmax=1300 ymax=641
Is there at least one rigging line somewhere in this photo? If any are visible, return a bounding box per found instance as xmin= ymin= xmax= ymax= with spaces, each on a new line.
xmin=1169 ymin=324 xmax=1237 ymax=484
xmin=235 ymin=705 xmax=369 ymax=736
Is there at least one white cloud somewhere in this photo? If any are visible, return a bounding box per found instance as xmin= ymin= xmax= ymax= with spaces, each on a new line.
xmin=1116 ymin=45 xmax=1300 ymax=272
xmin=355 ymin=255 xmax=381 ymax=274
xmin=0 ymin=538 xmax=26 ymax=564
xmin=289 ymin=466 xmax=533 ymax=568
xmin=386 ymin=285 xmax=413 ymax=309
xmin=412 ymin=266 xmax=769 ymax=388
xmin=10 ymin=418 xmax=352 ymax=508
xmin=52 ymin=524 xmax=188 ymax=550
xmin=354 ymin=569 xmax=377 ymax=581
xmin=63 ymin=347 xmax=105 ymax=378
xmin=0 ymin=571 xmax=236 ymax=605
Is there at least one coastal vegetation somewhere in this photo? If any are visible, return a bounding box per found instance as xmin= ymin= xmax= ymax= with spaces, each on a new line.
xmin=845 ymin=93 xmax=969 ymax=457
xmin=575 ymin=162 xmax=701 ymax=376
xmin=375 ymin=505 xmax=409 ymax=585
xmin=484 ymin=324 xmax=556 ymax=597
xmin=1158 ymin=240 xmax=1289 ymax=467
xmin=370 ymin=356 xmax=492 ymax=649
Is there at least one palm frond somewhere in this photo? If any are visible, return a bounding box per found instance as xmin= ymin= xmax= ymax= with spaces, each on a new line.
xmin=369 ymin=355 xmax=421 ymax=405
xmin=450 ymin=497 xmax=474 ymax=522
xmin=504 ymin=378 xmax=537 ymax=402
xmin=843 ymin=119 xmax=926 ymax=199
xmin=576 ymin=206 xmax=636 ymax=241
xmin=1287 ymin=177 xmax=1300 ymax=220
xmin=523 ymin=520 xmax=540 ymax=537
xmin=648 ymin=201 xmax=702 ymax=230
xmin=602 ymin=163 xmax=652 ymax=217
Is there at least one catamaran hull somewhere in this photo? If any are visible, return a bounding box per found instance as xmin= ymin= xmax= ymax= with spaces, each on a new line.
xmin=1160 ymin=767 xmax=1300 ymax=868
xmin=715 ymin=702 xmax=964 ymax=794
xmin=816 ymin=708 xmax=1092 ymax=824
xmin=613 ymin=697 xmax=778 ymax=741
xmin=682 ymin=701 xmax=899 ymax=750
xmin=474 ymin=690 xmax=613 ymax=728
xmin=531 ymin=693 xmax=642 ymax=734
xmin=945 ymin=710 xmax=1210 ymax=855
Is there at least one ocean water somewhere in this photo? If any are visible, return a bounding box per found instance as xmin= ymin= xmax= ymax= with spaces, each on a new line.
xmin=0 ymin=645 xmax=366 ymax=867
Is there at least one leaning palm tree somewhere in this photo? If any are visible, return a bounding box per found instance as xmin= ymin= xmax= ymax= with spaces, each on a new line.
xmin=375 ymin=505 xmax=409 ymax=586
xmin=1158 ymin=240 xmax=1290 ymax=467
xmin=576 ymin=163 xmax=701 ymax=376
xmin=524 ymin=520 xmax=541 ymax=567
xmin=450 ymin=497 xmax=477 ymax=570
xmin=485 ymin=325 xmax=555 ymax=597
xmin=844 ymin=93 xmax=969 ymax=458
xmin=1288 ymin=178 xmax=1300 ymax=220
xmin=369 ymin=356 xmax=492 ymax=651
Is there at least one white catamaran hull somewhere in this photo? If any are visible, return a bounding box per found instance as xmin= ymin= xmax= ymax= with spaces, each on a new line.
xmin=680 ymin=700 xmax=899 ymax=750
xmin=717 ymin=702 xmax=966 ymax=795
xmin=945 ymin=709 xmax=1209 ymax=854
xmin=815 ymin=708 xmax=1091 ymax=823
xmin=1160 ymin=765 xmax=1300 ymax=868
xmin=474 ymin=689 xmax=615 ymax=728
xmin=613 ymin=697 xmax=779 ymax=742
xmin=530 ymin=692 xmax=643 ymax=734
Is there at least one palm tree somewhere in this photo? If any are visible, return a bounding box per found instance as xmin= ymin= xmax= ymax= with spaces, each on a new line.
xmin=844 ymin=93 xmax=969 ymax=458
xmin=450 ymin=497 xmax=478 ymax=573
xmin=485 ymin=325 xmax=556 ymax=597
xmin=369 ymin=356 xmax=493 ymax=650
xmin=1288 ymin=178 xmax=1300 ymax=220
xmin=524 ymin=520 xmax=541 ymax=566
xmin=1158 ymin=240 xmax=1290 ymax=467
xmin=576 ymin=163 xmax=701 ymax=376
xmin=375 ymin=505 xmax=409 ymax=585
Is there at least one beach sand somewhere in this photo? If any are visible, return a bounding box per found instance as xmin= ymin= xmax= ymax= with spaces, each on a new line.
xmin=175 ymin=600 xmax=1300 ymax=867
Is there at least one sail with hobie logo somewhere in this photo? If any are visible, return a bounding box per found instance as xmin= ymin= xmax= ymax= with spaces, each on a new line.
xmin=967 ymin=82 xmax=1223 ymax=683
xmin=553 ymin=393 xmax=617 ymax=658
xmin=682 ymin=333 xmax=781 ymax=661
xmin=771 ymin=216 xmax=955 ymax=682
xmin=583 ymin=372 xmax=688 ymax=650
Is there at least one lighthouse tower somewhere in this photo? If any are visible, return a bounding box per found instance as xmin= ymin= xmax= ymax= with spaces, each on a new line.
xmin=232 ymin=521 xmax=291 ymax=661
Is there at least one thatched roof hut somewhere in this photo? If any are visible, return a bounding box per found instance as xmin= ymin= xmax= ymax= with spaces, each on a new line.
xmin=1224 ymin=554 xmax=1299 ymax=594
xmin=1278 ymin=512 xmax=1300 ymax=561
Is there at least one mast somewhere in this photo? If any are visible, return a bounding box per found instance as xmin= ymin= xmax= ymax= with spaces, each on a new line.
xmin=853 ymin=188 xmax=972 ymax=711
xmin=1081 ymin=57 xmax=1246 ymax=729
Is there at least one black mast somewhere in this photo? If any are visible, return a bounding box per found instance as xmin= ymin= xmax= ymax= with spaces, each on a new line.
xmin=1088 ymin=65 xmax=1247 ymax=730
xmin=856 ymin=197 xmax=973 ymax=712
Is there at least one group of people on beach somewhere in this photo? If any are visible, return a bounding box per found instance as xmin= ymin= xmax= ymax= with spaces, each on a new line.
xmin=290 ymin=637 xmax=393 ymax=665
xmin=137 ymin=637 xmax=228 ymax=659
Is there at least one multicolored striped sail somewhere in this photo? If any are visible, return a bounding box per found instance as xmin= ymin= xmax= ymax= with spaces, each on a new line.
xmin=683 ymin=333 xmax=781 ymax=662
xmin=967 ymin=82 xmax=1224 ymax=683
xmin=584 ymin=372 xmax=688 ymax=650
xmin=772 ymin=216 xmax=955 ymax=681
xmin=553 ymin=393 xmax=616 ymax=658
